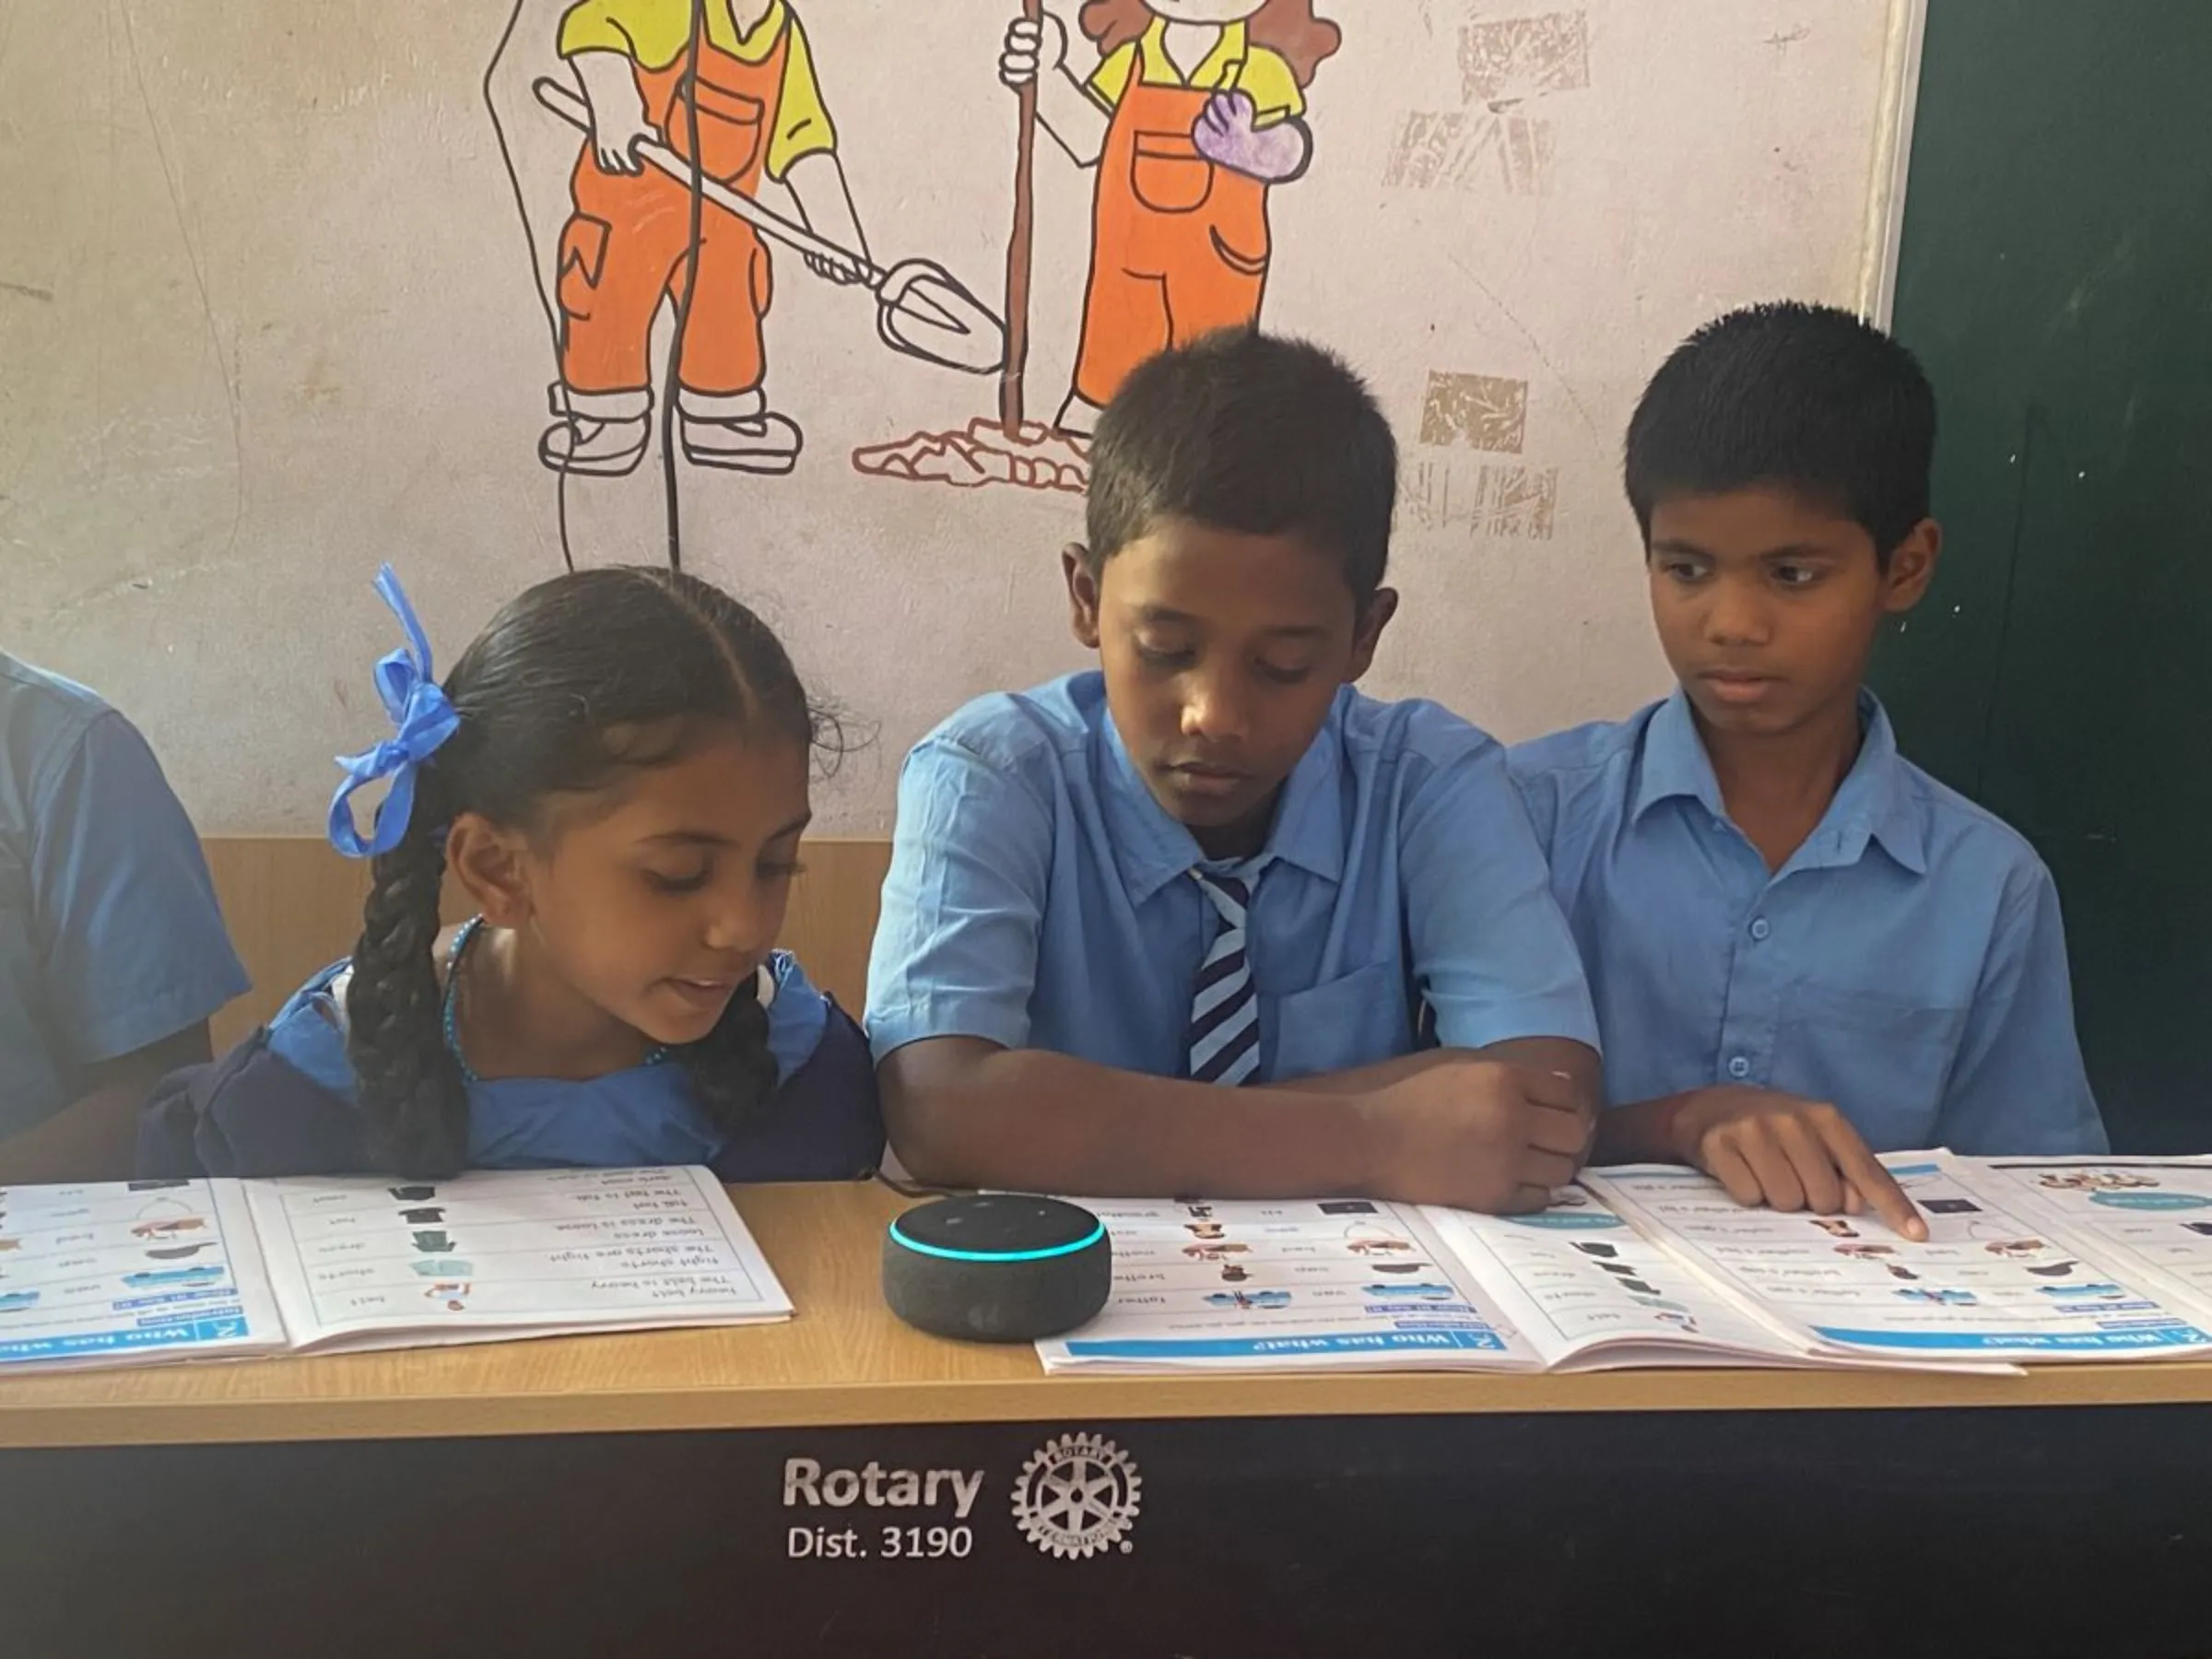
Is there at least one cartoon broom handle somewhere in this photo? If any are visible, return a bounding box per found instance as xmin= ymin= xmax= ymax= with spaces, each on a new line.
xmin=999 ymin=0 xmax=1045 ymax=435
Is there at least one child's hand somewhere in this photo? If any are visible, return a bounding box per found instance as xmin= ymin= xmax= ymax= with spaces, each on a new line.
xmin=1667 ymin=1088 xmax=1926 ymax=1241
xmin=1192 ymin=92 xmax=1311 ymax=182
xmin=999 ymin=12 xmax=1069 ymax=88
xmin=588 ymin=95 xmax=656 ymax=174
xmin=570 ymin=51 xmax=655 ymax=173
xmin=805 ymin=249 xmax=869 ymax=285
xmin=1365 ymin=1059 xmax=1592 ymax=1214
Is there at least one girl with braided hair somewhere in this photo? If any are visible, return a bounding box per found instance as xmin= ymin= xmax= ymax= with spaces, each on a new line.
xmin=139 ymin=565 xmax=881 ymax=1182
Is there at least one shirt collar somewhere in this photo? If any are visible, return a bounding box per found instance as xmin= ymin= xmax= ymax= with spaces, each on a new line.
xmin=1630 ymin=687 xmax=1727 ymax=826
xmin=1633 ymin=686 xmax=1928 ymax=877
xmin=1139 ymin=15 xmax=1248 ymax=88
xmin=727 ymin=0 xmax=789 ymax=57
xmin=1100 ymin=688 xmax=1348 ymax=902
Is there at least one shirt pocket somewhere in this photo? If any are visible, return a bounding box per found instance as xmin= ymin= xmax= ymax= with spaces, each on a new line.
xmin=1130 ymin=132 xmax=1215 ymax=214
xmin=687 ymin=75 xmax=768 ymax=183
xmin=556 ymin=214 xmax=614 ymax=318
xmin=1778 ymin=981 xmax=1968 ymax=1151
xmin=1270 ymin=959 xmax=1414 ymax=1082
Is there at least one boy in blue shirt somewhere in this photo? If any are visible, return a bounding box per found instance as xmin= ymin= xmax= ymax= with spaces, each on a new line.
xmin=867 ymin=331 xmax=1601 ymax=1211
xmin=1511 ymin=302 xmax=2106 ymax=1236
xmin=0 ymin=653 xmax=248 ymax=1179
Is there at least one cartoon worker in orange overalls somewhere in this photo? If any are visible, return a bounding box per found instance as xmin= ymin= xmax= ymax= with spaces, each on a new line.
xmin=544 ymin=0 xmax=870 ymax=476
xmin=1000 ymin=1 xmax=1340 ymax=435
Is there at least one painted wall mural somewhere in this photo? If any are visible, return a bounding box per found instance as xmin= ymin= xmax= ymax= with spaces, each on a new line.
xmin=2 ymin=1 xmax=1897 ymax=833
xmin=492 ymin=1 xmax=1344 ymax=515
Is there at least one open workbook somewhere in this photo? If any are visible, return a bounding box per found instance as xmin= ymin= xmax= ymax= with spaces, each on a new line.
xmin=1039 ymin=1153 xmax=2212 ymax=1375
xmin=1971 ymin=1155 xmax=2212 ymax=1316
xmin=0 ymin=1165 xmax=791 ymax=1373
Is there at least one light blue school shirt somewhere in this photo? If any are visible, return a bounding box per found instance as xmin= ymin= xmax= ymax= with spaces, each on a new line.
xmin=866 ymin=672 xmax=1599 ymax=1081
xmin=264 ymin=949 xmax=831 ymax=1169
xmin=0 ymin=654 xmax=249 ymax=1135
xmin=1508 ymin=688 xmax=2106 ymax=1155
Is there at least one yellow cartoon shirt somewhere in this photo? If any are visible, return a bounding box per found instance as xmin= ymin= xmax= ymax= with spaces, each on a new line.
xmin=1085 ymin=17 xmax=1305 ymax=126
xmin=559 ymin=0 xmax=834 ymax=180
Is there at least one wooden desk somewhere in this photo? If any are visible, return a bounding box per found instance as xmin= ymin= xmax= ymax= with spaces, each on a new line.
xmin=5 ymin=1182 xmax=2209 ymax=1658
xmin=12 ymin=1180 xmax=2212 ymax=1447
xmin=5 ymin=1180 xmax=2212 ymax=1448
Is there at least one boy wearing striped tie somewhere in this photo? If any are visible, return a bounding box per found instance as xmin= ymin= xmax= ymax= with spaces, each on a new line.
xmin=865 ymin=331 xmax=1600 ymax=1212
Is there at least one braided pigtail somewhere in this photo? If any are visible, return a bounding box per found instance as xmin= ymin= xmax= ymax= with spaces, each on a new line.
xmin=676 ymin=970 xmax=780 ymax=1138
xmin=345 ymin=794 xmax=470 ymax=1179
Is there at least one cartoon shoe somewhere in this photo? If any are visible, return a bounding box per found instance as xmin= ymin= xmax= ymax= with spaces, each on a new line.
xmin=677 ymin=388 xmax=803 ymax=475
xmin=1053 ymin=388 xmax=1104 ymax=439
xmin=538 ymin=384 xmax=652 ymax=477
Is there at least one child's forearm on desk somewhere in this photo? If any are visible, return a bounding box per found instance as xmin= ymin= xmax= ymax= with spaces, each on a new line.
xmin=879 ymin=1037 xmax=1381 ymax=1199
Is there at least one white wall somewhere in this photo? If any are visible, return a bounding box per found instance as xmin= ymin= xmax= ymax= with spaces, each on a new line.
xmin=0 ymin=1 xmax=1899 ymax=833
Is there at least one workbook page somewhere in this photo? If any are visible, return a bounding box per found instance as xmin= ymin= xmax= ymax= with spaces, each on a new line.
xmin=1039 ymin=1197 xmax=1540 ymax=1373
xmin=1972 ymin=1158 xmax=2212 ymax=1324
xmin=0 ymin=1178 xmax=284 ymax=1371
xmin=1584 ymin=1157 xmax=2212 ymax=1363
xmin=245 ymin=1166 xmax=792 ymax=1352
xmin=1421 ymin=1190 xmax=1823 ymax=1371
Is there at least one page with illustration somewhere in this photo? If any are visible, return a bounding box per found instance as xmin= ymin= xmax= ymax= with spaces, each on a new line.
xmin=1971 ymin=1157 xmax=2212 ymax=1324
xmin=245 ymin=1165 xmax=792 ymax=1350
xmin=1583 ymin=1157 xmax=2212 ymax=1362
xmin=1039 ymin=1197 xmax=1541 ymax=1373
xmin=0 ymin=1178 xmax=285 ymax=1371
xmin=1420 ymin=1189 xmax=1827 ymax=1371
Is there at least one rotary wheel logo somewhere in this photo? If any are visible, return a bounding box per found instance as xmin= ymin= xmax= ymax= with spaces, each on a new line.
xmin=1010 ymin=1432 xmax=1142 ymax=1559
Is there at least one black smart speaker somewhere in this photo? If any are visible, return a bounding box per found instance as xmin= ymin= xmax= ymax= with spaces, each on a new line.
xmin=881 ymin=1194 xmax=1112 ymax=1343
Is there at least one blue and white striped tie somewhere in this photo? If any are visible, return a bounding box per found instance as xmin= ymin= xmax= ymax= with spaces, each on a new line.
xmin=1186 ymin=865 xmax=1265 ymax=1086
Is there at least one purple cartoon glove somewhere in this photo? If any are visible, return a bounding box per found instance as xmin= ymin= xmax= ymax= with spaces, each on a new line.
xmin=1191 ymin=91 xmax=1312 ymax=183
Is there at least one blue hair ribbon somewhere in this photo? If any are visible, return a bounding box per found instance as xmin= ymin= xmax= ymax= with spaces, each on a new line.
xmin=326 ymin=564 xmax=461 ymax=859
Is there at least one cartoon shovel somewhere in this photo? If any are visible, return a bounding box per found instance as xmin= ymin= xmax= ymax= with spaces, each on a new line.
xmin=534 ymin=77 xmax=1005 ymax=375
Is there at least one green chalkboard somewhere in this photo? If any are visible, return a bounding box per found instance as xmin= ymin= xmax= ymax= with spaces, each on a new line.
xmin=1877 ymin=0 xmax=2212 ymax=1149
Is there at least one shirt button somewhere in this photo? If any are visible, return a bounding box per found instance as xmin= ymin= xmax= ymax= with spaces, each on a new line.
xmin=1749 ymin=917 xmax=1771 ymax=942
xmin=1727 ymin=1055 xmax=1752 ymax=1080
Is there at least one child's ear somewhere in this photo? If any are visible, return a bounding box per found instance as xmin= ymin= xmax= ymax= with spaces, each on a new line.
xmin=1063 ymin=544 xmax=1103 ymax=650
xmin=445 ymin=814 xmax=533 ymax=929
xmin=1344 ymin=588 xmax=1400 ymax=681
xmin=1881 ymin=519 xmax=1942 ymax=613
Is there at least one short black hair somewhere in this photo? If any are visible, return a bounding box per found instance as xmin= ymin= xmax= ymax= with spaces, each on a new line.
xmin=1084 ymin=330 xmax=1397 ymax=604
xmin=1624 ymin=301 xmax=1936 ymax=564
